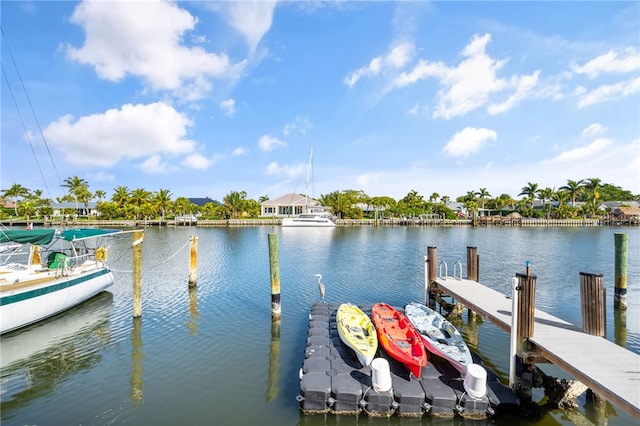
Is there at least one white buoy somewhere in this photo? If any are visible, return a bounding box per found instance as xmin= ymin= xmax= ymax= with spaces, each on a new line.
xmin=463 ymin=364 xmax=487 ymax=399
xmin=371 ymin=358 xmax=392 ymax=393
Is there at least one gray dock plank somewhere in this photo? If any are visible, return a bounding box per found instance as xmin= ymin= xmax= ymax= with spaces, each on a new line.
xmin=433 ymin=277 xmax=640 ymax=420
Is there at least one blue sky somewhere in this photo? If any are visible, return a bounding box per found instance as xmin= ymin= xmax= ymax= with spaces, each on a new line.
xmin=2 ymin=1 xmax=639 ymax=203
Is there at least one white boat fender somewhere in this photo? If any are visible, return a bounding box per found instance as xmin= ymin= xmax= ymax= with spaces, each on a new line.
xmin=371 ymin=358 xmax=392 ymax=393
xmin=463 ymin=363 xmax=488 ymax=399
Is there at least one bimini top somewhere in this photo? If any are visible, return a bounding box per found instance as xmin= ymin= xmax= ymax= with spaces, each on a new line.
xmin=1 ymin=228 xmax=122 ymax=245
xmin=60 ymin=228 xmax=121 ymax=241
xmin=0 ymin=229 xmax=56 ymax=245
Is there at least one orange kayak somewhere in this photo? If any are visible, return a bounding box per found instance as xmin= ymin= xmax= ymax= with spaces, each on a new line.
xmin=371 ymin=303 xmax=427 ymax=378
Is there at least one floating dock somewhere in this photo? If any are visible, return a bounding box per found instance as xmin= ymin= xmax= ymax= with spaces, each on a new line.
xmin=432 ymin=276 xmax=640 ymax=420
xmin=298 ymin=302 xmax=520 ymax=419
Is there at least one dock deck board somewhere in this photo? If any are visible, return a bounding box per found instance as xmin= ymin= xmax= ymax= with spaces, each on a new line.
xmin=432 ymin=277 xmax=640 ymax=420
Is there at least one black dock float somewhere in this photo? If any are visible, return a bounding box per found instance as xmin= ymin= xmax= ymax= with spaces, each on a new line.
xmin=298 ymin=302 xmax=520 ymax=419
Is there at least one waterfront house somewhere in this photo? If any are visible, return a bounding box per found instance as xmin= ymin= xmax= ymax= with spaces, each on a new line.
xmin=260 ymin=193 xmax=328 ymax=217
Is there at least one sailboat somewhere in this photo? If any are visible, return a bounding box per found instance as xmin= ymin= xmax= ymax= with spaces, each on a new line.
xmin=281 ymin=149 xmax=335 ymax=227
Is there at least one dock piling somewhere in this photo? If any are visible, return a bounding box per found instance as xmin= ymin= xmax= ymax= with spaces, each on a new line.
xmin=514 ymin=271 xmax=537 ymax=405
xmin=466 ymin=246 xmax=479 ymax=321
xmin=132 ymin=230 xmax=144 ymax=318
xmin=509 ymin=277 xmax=520 ymax=390
xmin=580 ymin=272 xmax=606 ymax=337
xmin=466 ymin=246 xmax=478 ymax=280
xmin=188 ymin=235 xmax=198 ymax=287
xmin=614 ymin=233 xmax=628 ymax=310
xmin=268 ymin=233 xmax=281 ymax=319
xmin=515 ymin=272 xmax=536 ymax=341
xmin=426 ymin=247 xmax=437 ymax=309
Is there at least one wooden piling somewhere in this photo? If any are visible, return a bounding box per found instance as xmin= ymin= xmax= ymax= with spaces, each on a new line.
xmin=268 ymin=234 xmax=281 ymax=319
xmin=580 ymin=272 xmax=606 ymax=337
xmin=515 ymin=272 xmax=537 ymax=341
xmin=188 ymin=235 xmax=198 ymax=287
xmin=614 ymin=233 xmax=628 ymax=310
xmin=514 ymin=272 xmax=536 ymax=405
xmin=132 ymin=230 xmax=144 ymax=318
xmin=466 ymin=246 xmax=478 ymax=281
xmin=466 ymin=246 xmax=479 ymax=321
xmin=426 ymin=246 xmax=437 ymax=309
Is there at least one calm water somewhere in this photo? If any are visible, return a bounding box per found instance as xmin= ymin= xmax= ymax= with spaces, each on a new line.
xmin=1 ymin=226 xmax=638 ymax=425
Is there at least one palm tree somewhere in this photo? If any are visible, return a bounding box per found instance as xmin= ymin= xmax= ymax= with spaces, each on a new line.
xmin=558 ymin=179 xmax=584 ymax=207
xmin=2 ymin=183 xmax=30 ymax=215
xmin=112 ymin=186 xmax=130 ymax=208
xmin=62 ymin=176 xmax=89 ymax=214
xmin=224 ymin=190 xmax=246 ymax=219
xmin=153 ymin=189 xmax=173 ymax=220
xmin=537 ymin=187 xmax=555 ymax=218
xmin=94 ymin=190 xmax=107 ymax=201
xmin=258 ymin=195 xmax=269 ymax=203
xmin=129 ymin=188 xmax=151 ymax=219
xmin=518 ymin=182 xmax=539 ymax=208
xmin=463 ymin=191 xmax=476 ymax=203
xmin=583 ymin=177 xmax=602 ymax=204
xmin=429 ymin=192 xmax=440 ymax=203
xmin=476 ymin=188 xmax=491 ymax=209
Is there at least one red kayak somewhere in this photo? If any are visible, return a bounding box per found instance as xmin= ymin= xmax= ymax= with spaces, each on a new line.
xmin=371 ymin=303 xmax=428 ymax=378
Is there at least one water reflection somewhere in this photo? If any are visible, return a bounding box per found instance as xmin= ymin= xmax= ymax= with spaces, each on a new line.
xmin=187 ymin=285 xmax=199 ymax=335
xmin=614 ymin=308 xmax=627 ymax=349
xmin=266 ymin=318 xmax=281 ymax=402
xmin=130 ymin=317 xmax=143 ymax=405
xmin=0 ymin=292 xmax=113 ymax=407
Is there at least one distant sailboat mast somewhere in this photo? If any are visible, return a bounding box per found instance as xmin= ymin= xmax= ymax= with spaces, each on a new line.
xmin=304 ymin=148 xmax=313 ymax=214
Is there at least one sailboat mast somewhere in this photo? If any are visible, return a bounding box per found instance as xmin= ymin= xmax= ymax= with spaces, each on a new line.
xmin=304 ymin=149 xmax=313 ymax=213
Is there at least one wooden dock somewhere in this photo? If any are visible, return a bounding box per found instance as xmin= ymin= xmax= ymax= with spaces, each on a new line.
xmin=431 ymin=277 xmax=640 ymax=420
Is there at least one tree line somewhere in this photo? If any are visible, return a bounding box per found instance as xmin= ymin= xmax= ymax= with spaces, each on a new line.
xmin=1 ymin=176 xmax=637 ymax=221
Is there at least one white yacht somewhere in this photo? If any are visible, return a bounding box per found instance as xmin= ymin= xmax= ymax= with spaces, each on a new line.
xmin=281 ymin=149 xmax=336 ymax=227
xmin=281 ymin=212 xmax=336 ymax=227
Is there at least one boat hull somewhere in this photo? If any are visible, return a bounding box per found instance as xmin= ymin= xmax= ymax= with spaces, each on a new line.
xmin=371 ymin=303 xmax=427 ymax=378
xmin=404 ymin=302 xmax=473 ymax=374
xmin=281 ymin=216 xmax=336 ymax=227
xmin=0 ymin=268 xmax=114 ymax=334
xmin=336 ymin=303 xmax=378 ymax=367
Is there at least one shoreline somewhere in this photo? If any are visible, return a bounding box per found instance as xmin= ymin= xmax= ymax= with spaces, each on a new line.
xmin=2 ymin=217 xmax=635 ymax=228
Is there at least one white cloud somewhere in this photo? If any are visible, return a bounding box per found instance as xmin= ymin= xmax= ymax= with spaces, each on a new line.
xmin=65 ymin=0 xmax=245 ymax=101
xmin=488 ymin=71 xmax=540 ymax=115
xmin=577 ymin=76 xmax=640 ymax=107
xmin=546 ymin=138 xmax=613 ymax=163
xmin=344 ymin=42 xmax=415 ymax=88
xmin=442 ymin=127 xmax=497 ymax=158
xmin=266 ymin=161 xmax=305 ymax=178
xmin=282 ymin=116 xmax=313 ymax=136
xmin=211 ymin=1 xmax=277 ymax=53
xmin=258 ymin=134 xmax=286 ymax=152
xmin=572 ymin=47 xmax=640 ymax=78
xmin=408 ymin=103 xmax=428 ymax=115
xmin=87 ymin=171 xmax=114 ymax=183
xmin=232 ymin=146 xmax=248 ymax=156
xmin=394 ymin=33 xmax=539 ymax=118
xmin=182 ymin=153 xmax=212 ymax=170
xmin=140 ymin=155 xmax=171 ymax=174
xmin=582 ymin=123 xmax=606 ymax=137
xmin=220 ymin=99 xmax=236 ymax=116
xmin=43 ymin=102 xmax=196 ymax=168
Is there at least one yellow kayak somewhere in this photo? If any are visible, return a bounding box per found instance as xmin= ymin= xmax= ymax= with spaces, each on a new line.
xmin=336 ymin=303 xmax=378 ymax=367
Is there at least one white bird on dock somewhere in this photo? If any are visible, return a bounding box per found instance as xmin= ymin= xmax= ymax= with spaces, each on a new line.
xmin=313 ymin=274 xmax=325 ymax=300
